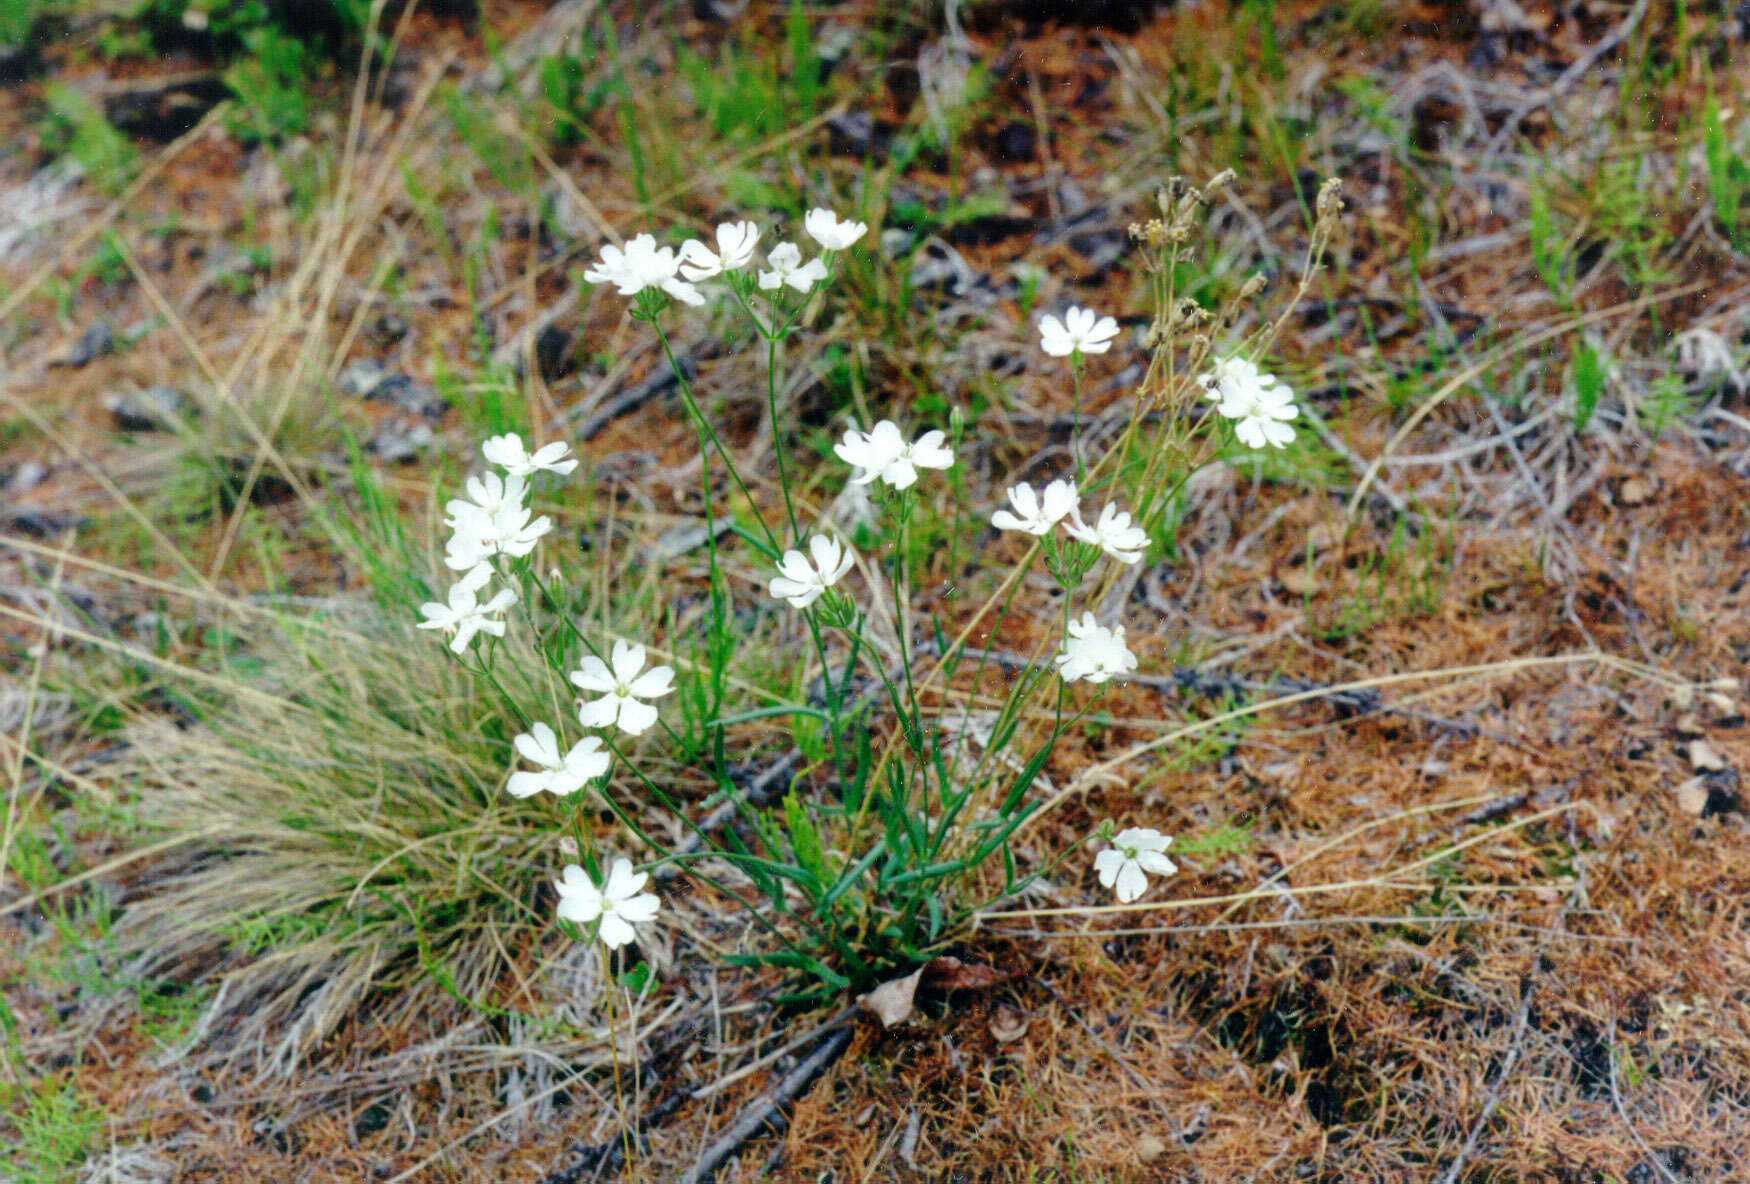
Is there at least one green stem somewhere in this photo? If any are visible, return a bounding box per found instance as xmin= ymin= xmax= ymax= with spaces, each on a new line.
xmin=766 ymin=334 xmax=801 ymax=539
xmin=650 ymin=321 xmax=779 ymax=551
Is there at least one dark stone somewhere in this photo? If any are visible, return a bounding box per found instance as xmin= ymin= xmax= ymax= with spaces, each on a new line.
xmin=0 ymin=42 xmax=37 ymax=84
xmin=58 ymin=322 xmax=115 ymax=369
xmin=534 ymin=325 xmax=575 ymax=382
xmin=826 ymin=111 xmax=889 ymax=160
xmin=103 ymin=74 xmax=229 ymax=142
xmin=109 ymin=386 xmax=188 ymax=432
xmin=1702 ymin=769 xmax=1742 ymax=820
xmin=943 ymin=214 xmax=1034 ymax=247
xmin=908 ymin=239 xmax=980 ymax=294
xmin=369 ymin=313 xmax=409 ymax=346
xmin=976 ymin=0 xmax=1162 ymax=32
xmin=337 ymin=360 xmax=448 ymax=420
xmin=2 ymin=508 xmax=83 ymax=537
xmin=373 ymin=374 xmax=448 ymax=419
xmin=1066 ymin=228 xmax=1127 ymax=274
xmin=365 ymin=419 xmax=432 ymax=464
xmin=990 ymin=119 xmax=1037 ymax=163
xmin=354 ymin=1101 xmax=393 ymax=1138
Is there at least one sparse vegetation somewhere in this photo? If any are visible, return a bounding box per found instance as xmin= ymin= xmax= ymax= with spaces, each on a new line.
xmin=3 ymin=2 xmax=1750 ymax=1181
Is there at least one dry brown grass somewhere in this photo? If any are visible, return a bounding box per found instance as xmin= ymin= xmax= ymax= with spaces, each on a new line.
xmin=5 ymin=1 xmax=1750 ymax=1181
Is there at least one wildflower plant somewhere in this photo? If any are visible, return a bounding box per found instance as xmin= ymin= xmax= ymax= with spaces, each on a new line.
xmin=413 ymin=184 xmax=1341 ymax=1003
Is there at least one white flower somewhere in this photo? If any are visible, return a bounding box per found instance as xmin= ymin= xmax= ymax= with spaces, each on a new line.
xmin=991 ymin=479 xmax=1078 ymax=535
xmin=769 ymin=534 xmax=855 ymax=609
xmin=1054 ymin=612 xmax=1138 ymax=684
xmin=757 ymin=241 xmax=830 ymax=293
xmin=443 ymin=521 xmax=496 ymax=572
xmin=1094 ymin=827 xmax=1176 ymax=903
xmin=447 ymin=471 xmax=528 ymax=522
xmin=507 ymin=722 xmax=610 ymax=798
xmin=482 ymin=433 xmax=579 ymax=477
xmin=570 ymin=640 xmax=675 ymax=736
xmin=1198 ymin=356 xmax=1299 ymax=449
xmin=803 ymin=207 xmax=868 ymax=251
xmin=833 ymin=420 xmax=954 ymax=490
xmin=1039 ymin=306 xmax=1120 ymax=357
xmin=444 ymin=502 xmax=552 ymax=569
xmin=582 ymin=232 xmax=705 ymax=306
xmin=443 ymin=472 xmax=552 ymax=568
xmin=1064 ymin=502 xmax=1149 ymax=564
xmin=554 ymin=858 xmax=660 ymax=949
xmin=678 ymin=220 xmax=760 ymax=282
xmin=416 ymin=564 xmax=516 ymax=653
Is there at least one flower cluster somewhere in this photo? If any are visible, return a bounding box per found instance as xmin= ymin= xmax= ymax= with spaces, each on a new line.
xmin=416 ymin=563 xmax=516 ymax=654
xmin=991 ymin=478 xmax=1149 ymax=567
xmin=1198 ymin=356 xmax=1299 ymax=449
xmin=1055 ymin=612 xmax=1139 ymax=684
xmin=419 ymin=432 xmax=676 ymax=952
xmin=443 ymin=471 xmax=554 ymax=573
xmin=583 ymin=208 xmax=867 ymax=307
xmin=834 ymin=419 xmax=954 ymax=490
xmin=417 ymin=190 xmax=1227 ymax=965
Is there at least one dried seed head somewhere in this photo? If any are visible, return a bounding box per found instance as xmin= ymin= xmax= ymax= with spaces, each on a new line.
xmin=1128 ymin=218 xmax=1169 ymax=248
xmin=1239 ymin=272 xmax=1269 ymax=300
xmin=1316 ymin=177 xmax=1344 ymax=222
xmin=1156 ymin=177 xmax=1191 ymax=216
xmin=1172 ymin=297 xmax=1210 ymax=329
xmin=1205 ymin=168 xmax=1237 ymax=194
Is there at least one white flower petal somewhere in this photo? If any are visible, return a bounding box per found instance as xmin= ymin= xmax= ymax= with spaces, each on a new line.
xmin=1114 ymin=861 xmax=1148 ymax=903
xmin=596 ymin=911 xmax=637 ymax=949
xmin=576 ymin=695 xmax=620 ymax=729
xmin=626 ymin=665 xmax=674 ymax=700
xmin=614 ymin=696 xmax=660 ymax=736
xmin=570 ymin=656 xmax=616 ymax=694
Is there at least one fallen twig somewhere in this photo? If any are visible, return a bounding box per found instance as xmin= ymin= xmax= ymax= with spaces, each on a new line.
xmin=681 ymin=1023 xmax=854 ymax=1184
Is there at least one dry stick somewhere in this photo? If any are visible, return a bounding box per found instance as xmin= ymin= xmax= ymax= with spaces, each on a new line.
xmin=0 ymin=392 xmax=217 ymax=597
xmin=1605 ymin=1015 xmax=1684 ymax=1184
xmin=207 ymin=54 xmax=454 ymax=578
xmin=0 ymin=105 xmax=230 ymax=340
xmin=1434 ymin=955 xmax=1543 ymax=1184
xmin=1481 ymin=0 xmax=1654 ymax=157
xmin=1346 ymin=285 xmax=1705 ymax=518
xmin=681 ymin=1023 xmax=854 ymax=1184
xmin=689 ymin=1005 xmax=857 ymax=1102
xmin=1025 ymin=653 xmax=1610 ymax=840
xmin=984 ymin=800 xmax=1579 ymax=922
